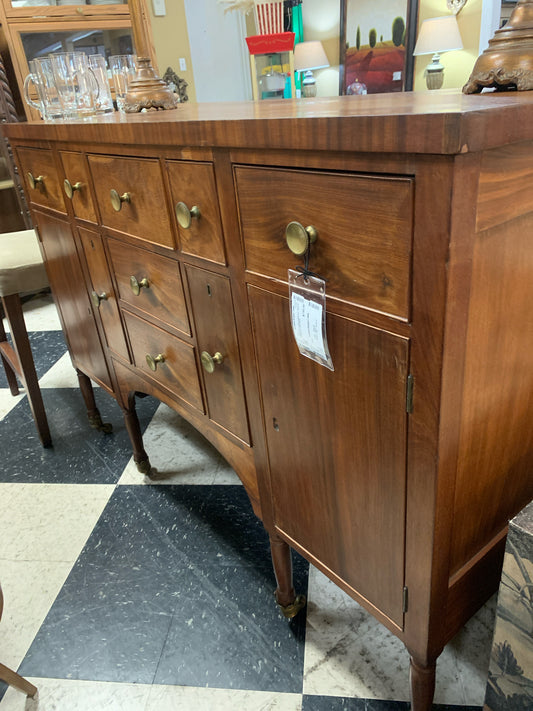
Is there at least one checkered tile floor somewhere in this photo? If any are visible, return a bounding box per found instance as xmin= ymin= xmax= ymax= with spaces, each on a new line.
xmin=0 ymin=292 xmax=495 ymax=710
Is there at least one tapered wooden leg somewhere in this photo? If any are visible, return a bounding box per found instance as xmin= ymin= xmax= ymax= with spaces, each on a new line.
xmin=2 ymin=294 xmax=51 ymax=446
xmin=122 ymin=395 xmax=151 ymax=475
xmin=269 ymin=532 xmax=306 ymax=618
xmin=410 ymin=656 xmax=436 ymax=711
xmin=0 ymin=662 xmax=37 ymax=698
xmin=76 ymin=369 xmax=113 ymax=433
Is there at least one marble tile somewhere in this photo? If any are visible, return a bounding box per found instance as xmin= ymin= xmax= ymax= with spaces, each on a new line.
xmin=0 ymin=678 xmax=151 ymax=711
xmin=118 ymin=403 xmax=240 ymax=486
xmin=0 ymin=559 xmax=73 ymax=669
xmin=146 ymin=684 xmax=303 ymax=710
xmin=302 ymin=566 xmax=490 ymax=705
xmin=0 ymin=331 xmax=67 ymax=390
xmin=18 ymin=485 xmax=308 ymax=692
xmin=0 ymin=389 xmax=158 ymax=484
xmin=39 ymin=352 xmax=79 ymax=389
xmin=15 ymin=291 xmax=61 ymax=332
xmin=0 ymin=482 xmax=114 ymax=563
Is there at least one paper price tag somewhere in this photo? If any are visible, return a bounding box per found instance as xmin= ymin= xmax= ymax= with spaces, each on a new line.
xmin=288 ymin=269 xmax=333 ymax=371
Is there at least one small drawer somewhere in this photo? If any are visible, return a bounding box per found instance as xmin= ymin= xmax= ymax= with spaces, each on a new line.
xmin=88 ymin=155 xmax=175 ymax=249
xmin=123 ymin=311 xmax=203 ymax=413
xmin=17 ymin=146 xmax=65 ymax=213
xmin=60 ymin=151 xmax=97 ymax=223
xmin=235 ymin=166 xmax=414 ymax=319
xmin=166 ymin=160 xmax=226 ymax=264
xmin=108 ymin=238 xmax=190 ymax=336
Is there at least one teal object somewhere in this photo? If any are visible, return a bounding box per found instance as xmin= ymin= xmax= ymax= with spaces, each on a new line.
xmin=292 ymin=4 xmax=303 ymax=95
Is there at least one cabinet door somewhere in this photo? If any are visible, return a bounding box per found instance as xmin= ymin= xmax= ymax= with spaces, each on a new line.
xmin=249 ymin=286 xmax=409 ymax=625
xmin=34 ymin=210 xmax=111 ymax=390
xmin=60 ymin=151 xmax=97 ymax=224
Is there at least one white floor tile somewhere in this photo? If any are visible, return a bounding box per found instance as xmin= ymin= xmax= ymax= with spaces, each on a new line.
xmin=0 ymin=389 xmax=23 ymax=421
xmin=118 ymin=404 xmax=240 ymax=486
xmin=0 ymin=483 xmax=114 ymax=564
xmin=145 ymin=684 xmax=302 ymax=711
xmin=0 ymin=678 xmax=151 ymax=711
xmin=39 ymin=353 xmax=79 ymax=389
xmin=0 ymin=559 xmax=73 ymax=669
xmin=2 ymin=293 xmax=61 ymax=334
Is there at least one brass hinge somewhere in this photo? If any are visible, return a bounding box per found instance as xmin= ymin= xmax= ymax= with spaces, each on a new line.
xmin=403 ymin=586 xmax=409 ymax=613
xmin=406 ymin=374 xmax=414 ymax=414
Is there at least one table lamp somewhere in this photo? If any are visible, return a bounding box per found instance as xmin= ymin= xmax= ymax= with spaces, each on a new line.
xmin=413 ymin=16 xmax=463 ymax=90
xmin=294 ymin=41 xmax=329 ymax=97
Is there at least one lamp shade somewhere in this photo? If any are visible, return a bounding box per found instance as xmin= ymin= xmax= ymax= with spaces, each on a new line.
xmin=294 ymin=41 xmax=329 ymax=72
xmin=413 ymin=16 xmax=463 ymax=55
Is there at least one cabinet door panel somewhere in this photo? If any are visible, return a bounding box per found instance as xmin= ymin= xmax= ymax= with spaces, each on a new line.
xmin=249 ymin=286 xmax=408 ymax=625
xmin=17 ymin=147 xmax=66 ymax=214
xmin=186 ymin=266 xmax=249 ymax=444
xmin=60 ymin=151 xmax=97 ymax=223
xmin=34 ymin=211 xmax=111 ymax=389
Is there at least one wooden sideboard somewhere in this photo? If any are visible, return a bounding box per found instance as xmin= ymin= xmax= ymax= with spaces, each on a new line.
xmin=3 ymin=92 xmax=533 ymax=709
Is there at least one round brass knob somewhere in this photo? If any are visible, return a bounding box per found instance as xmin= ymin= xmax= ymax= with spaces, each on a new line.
xmin=91 ymin=290 xmax=108 ymax=309
xmin=130 ymin=276 xmax=150 ymax=296
xmin=200 ymin=351 xmax=224 ymax=374
xmin=27 ymin=172 xmax=44 ymax=190
xmin=175 ymin=201 xmax=201 ymax=229
xmin=64 ymin=179 xmax=82 ymax=199
xmin=146 ymin=353 xmax=165 ymax=371
xmin=285 ymin=221 xmax=318 ymax=256
xmin=110 ymin=189 xmax=131 ymax=212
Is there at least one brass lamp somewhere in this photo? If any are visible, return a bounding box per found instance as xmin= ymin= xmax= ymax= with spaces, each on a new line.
xmin=413 ymin=15 xmax=463 ymax=90
xmin=294 ymin=41 xmax=329 ymax=97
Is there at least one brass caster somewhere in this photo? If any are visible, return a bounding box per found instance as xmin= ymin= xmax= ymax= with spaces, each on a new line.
xmin=136 ymin=458 xmax=152 ymax=475
xmin=88 ymin=413 xmax=113 ymax=434
xmin=276 ymin=593 xmax=306 ymax=619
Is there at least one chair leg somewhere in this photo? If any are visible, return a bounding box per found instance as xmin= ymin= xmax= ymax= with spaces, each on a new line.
xmin=0 ymin=662 xmax=37 ymax=697
xmin=2 ymin=293 xmax=51 ymax=447
xmin=0 ymin=307 xmax=20 ymax=396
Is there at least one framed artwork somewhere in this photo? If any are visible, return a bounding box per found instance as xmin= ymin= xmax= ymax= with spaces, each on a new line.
xmin=339 ymin=0 xmax=419 ymax=95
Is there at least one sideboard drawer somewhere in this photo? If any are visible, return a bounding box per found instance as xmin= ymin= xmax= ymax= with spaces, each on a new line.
xmin=166 ymin=160 xmax=226 ymax=264
xmin=88 ymin=155 xmax=175 ymax=249
xmin=123 ymin=311 xmax=203 ymax=413
xmin=108 ymin=238 xmax=190 ymax=336
xmin=60 ymin=151 xmax=97 ymax=223
xmin=235 ymin=166 xmax=414 ymax=319
xmin=17 ymin=147 xmax=65 ymax=214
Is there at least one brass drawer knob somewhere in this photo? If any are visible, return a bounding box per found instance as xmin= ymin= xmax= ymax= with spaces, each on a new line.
xmin=175 ymin=201 xmax=200 ymax=229
xmin=146 ymin=353 xmax=165 ymax=371
xmin=201 ymin=350 xmax=224 ymax=374
xmin=64 ymin=179 xmax=82 ymax=199
xmin=27 ymin=172 xmax=44 ymax=190
xmin=91 ymin=290 xmax=108 ymax=309
xmin=285 ymin=221 xmax=318 ymax=256
xmin=130 ymin=276 xmax=150 ymax=296
xmin=110 ymin=189 xmax=131 ymax=212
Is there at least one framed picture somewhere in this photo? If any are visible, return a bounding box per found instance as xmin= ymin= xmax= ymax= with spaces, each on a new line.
xmin=339 ymin=0 xmax=419 ymax=95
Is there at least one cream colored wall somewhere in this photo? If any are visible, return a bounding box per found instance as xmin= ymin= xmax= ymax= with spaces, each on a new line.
xmin=299 ymin=0 xmax=341 ymax=97
xmin=413 ymin=0 xmax=483 ymax=91
xmin=147 ymin=0 xmax=196 ymax=102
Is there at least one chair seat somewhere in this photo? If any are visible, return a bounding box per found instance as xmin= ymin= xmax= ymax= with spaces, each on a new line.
xmin=0 ymin=229 xmax=48 ymax=298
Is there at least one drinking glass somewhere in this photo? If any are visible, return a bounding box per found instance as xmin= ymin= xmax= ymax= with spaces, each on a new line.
xmin=49 ymin=51 xmax=98 ymax=119
xmin=109 ymin=54 xmax=136 ymax=112
xmin=23 ymin=57 xmax=63 ymax=120
xmin=88 ymin=54 xmax=114 ymax=113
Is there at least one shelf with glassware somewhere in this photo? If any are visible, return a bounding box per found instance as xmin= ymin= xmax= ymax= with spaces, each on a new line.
xmin=0 ymin=0 xmax=154 ymax=120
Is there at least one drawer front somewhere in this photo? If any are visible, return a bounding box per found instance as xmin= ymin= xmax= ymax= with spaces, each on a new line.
xmin=235 ymin=166 xmax=413 ymax=319
xmin=167 ymin=160 xmax=226 ymax=264
xmin=123 ymin=311 xmax=203 ymax=413
xmin=78 ymin=228 xmax=129 ymax=362
xmin=88 ymin=155 xmax=174 ymax=249
xmin=17 ymin=147 xmax=65 ymax=213
xmin=108 ymin=238 xmax=190 ymax=336
xmin=186 ymin=266 xmax=249 ymax=444
xmin=60 ymin=151 xmax=97 ymax=223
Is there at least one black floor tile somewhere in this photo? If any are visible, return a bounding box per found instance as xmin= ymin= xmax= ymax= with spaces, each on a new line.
xmin=19 ymin=485 xmax=309 ymax=692
xmin=0 ymin=389 xmax=158 ymax=484
xmin=0 ymin=330 xmax=67 ymax=388
xmin=302 ymin=698 xmax=481 ymax=711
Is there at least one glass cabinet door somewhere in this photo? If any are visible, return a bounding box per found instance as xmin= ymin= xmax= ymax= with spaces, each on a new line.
xmin=9 ymin=1 xmax=126 ymax=7
xmin=20 ymin=26 xmax=133 ymax=61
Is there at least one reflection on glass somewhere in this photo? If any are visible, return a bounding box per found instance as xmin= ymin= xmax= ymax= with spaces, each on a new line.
xmin=11 ymin=1 xmax=125 ymax=7
xmin=21 ymin=29 xmax=134 ymax=64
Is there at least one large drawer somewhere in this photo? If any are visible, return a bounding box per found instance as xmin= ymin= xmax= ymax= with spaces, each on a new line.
xmin=108 ymin=238 xmax=190 ymax=336
xmin=123 ymin=311 xmax=203 ymax=413
xmin=88 ymin=155 xmax=175 ymax=249
xmin=235 ymin=166 xmax=414 ymax=319
xmin=60 ymin=151 xmax=97 ymax=223
xmin=17 ymin=146 xmax=65 ymax=214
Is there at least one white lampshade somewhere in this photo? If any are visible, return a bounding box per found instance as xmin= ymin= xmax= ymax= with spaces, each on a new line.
xmin=413 ymin=16 xmax=463 ymax=56
xmin=294 ymin=41 xmax=330 ymax=72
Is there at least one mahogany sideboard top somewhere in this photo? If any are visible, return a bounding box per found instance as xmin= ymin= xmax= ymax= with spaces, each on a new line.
xmin=3 ymin=90 xmax=533 ymax=711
